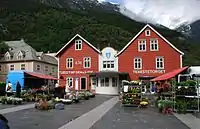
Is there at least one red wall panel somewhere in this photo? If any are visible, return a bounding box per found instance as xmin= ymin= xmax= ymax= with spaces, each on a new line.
xmin=118 ymin=27 xmax=181 ymax=80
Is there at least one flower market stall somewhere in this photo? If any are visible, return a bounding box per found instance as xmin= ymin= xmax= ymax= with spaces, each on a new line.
xmin=173 ymin=74 xmax=200 ymax=113
xmin=120 ymin=80 xmax=148 ymax=107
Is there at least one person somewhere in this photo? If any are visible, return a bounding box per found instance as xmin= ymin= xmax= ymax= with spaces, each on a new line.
xmin=55 ymin=83 xmax=59 ymax=88
xmin=5 ymin=81 xmax=12 ymax=96
xmin=16 ymin=81 xmax=21 ymax=98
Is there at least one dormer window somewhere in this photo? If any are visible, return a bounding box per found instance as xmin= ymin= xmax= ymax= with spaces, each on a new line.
xmin=145 ymin=30 xmax=151 ymax=36
xmin=75 ymin=39 xmax=82 ymax=50
xmin=17 ymin=51 xmax=24 ymax=60
xmin=4 ymin=52 xmax=11 ymax=60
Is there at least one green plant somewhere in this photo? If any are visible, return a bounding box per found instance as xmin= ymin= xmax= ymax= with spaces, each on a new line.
xmin=176 ymin=100 xmax=187 ymax=114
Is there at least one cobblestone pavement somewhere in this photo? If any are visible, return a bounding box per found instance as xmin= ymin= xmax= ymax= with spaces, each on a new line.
xmin=90 ymin=103 xmax=190 ymax=129
xmin=4 ymin=95 xmax=113 ymax=129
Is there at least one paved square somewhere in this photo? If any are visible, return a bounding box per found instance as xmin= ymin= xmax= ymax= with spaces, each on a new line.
xmin=90 ymin=103 xmax=190 ymax=129
xmin=4 ymin=95 xmax=113 ymax=129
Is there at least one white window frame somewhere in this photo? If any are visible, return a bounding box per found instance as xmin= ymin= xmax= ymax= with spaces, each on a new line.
xmin=103 ymin=61 xmax=114 ymax=69
xmin=145 ymin=29 xmax=151 ymax=36
xmin=156 ymin=57 xmax=164 ymax=69
xmin=138 ymin=40 xmax=146 ymax=52
xmin=20 ymin=64 xmax=26 ymax=70
xmin=75 ymin=39 xmax=82 ymax=50
xmin=66 ymin=77 xmax=73 ymax=87
xmin=134 ymin=57 xmax=142 ymax=69
xmin=150 ymin=39 xmax=159 ymax=51
xmin=10 ymin=64 xmax=14 ymax=71
xmin=83 ymin=57 xmax=91 ymax=68
xmin=66 ymin=58 xmax=73 ymax=69
xmin=17 ymin=51 xmax=24 ymax=60
xmin=36 ymin=64 xmax=41 ymax=71
xmin=5 ymin=52 xmax=11 ymax=60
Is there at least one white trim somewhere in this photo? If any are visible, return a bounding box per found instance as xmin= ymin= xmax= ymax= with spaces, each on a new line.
xmin=138 ymin=39 xmax=146 ymax=52
xmin=20 ymin=63 xmax=26 ymax=70
xmin=66 ymin=58 xmax=74 ymax=69
xmin=83 ymin=57 xmax=91 ymax=68
xmin=56 ymin=34 xmax=101 ymax=57
xmin=134 ymin=57 xmax=142 ymax=70
xmin=58 ymin=56 xmax=60 ymax=84
xmin=75 ymin=39 xmax=82 ymax=50
xmin=17 ymin=50 xmax=24 ymax=60
xmin=66 ymin=77 xmax=73 ymax=88
xmin=180 ymin=55 xmax=183 ymax=68
xmin=80 ymin=77 xmax=87 ymax=90
xmin=145 ymin=29 xmax=151 ymax=36
xmin=115 ymin=24 xmax=184 ymax=57
xmin=4 ymin=51 xmax=11 ymax=60
xmin=150 ymin=38 xmax=159 ymax=51
xmin=9 ymin=64 xmax=15 ymax=71
xmin=156 ymin=56 xmax=164 ymax=69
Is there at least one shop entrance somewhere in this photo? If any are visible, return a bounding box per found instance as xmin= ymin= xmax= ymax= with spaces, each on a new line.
xmin=81 ymin=77 xmax=86 ymax=90
xmin=139 ymin=76 xmax=156 ymax=94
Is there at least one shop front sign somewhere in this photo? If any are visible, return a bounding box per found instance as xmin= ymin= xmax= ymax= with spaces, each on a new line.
xmin=133 ymin=70 xmax=166 ymax=74
xmin=60 ymin=70 xmax=93 ymax=74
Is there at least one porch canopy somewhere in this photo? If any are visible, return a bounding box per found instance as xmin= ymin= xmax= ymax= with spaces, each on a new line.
xmin=25 ymin=71 xmax=57 ymax=80
xmin=150 ymin=66 xmax=189 ymax=82
xmin=89 ymin=71 xmax=129 ymax=77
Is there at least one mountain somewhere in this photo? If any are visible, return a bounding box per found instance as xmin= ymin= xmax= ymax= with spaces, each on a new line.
xmin=0 ymin=0 xmax=200 ymax=65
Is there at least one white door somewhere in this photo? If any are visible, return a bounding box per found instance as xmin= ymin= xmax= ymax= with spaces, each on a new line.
xmin=75 ymin=77 xmax=79 ymax=90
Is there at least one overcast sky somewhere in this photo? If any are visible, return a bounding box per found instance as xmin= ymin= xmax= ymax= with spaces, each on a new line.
xmin=98 ymin=0 xmax=200 ymax=29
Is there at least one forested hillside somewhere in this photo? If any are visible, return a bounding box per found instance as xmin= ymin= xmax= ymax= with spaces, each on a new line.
xmin=0 ymin=0 xmax=200 ymax=65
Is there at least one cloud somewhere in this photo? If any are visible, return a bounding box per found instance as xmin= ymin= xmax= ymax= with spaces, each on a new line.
xmin=119 ymin=0 xmax=200 ymax=29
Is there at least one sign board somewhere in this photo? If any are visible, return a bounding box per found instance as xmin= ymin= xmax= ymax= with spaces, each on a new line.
xmin=60 ymin=71 xmax=93 ymax=74
xmin=133 ymin=70 xmax=166 ymax=74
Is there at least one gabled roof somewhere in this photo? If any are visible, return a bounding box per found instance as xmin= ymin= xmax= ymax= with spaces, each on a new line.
xmin=55 ymin=34 xmax=101 ymax=57
xmin=115 ymin=24 xmax=184 ymax=57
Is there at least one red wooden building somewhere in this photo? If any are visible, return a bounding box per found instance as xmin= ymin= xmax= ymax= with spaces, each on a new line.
xmin=55 ymin=34 xmax=101 ymax=90
xmin=56 ymin=24 xmax=184 ymax=94
xmin=116 ymin=24 xmax=184 ymax=81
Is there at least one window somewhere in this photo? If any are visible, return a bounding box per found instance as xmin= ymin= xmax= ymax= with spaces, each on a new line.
xmin=156 ymin=57 xmax=164 ymax=69
xmin=103 ymin=61 xmax=114 ymax=69
xmin=5 ymin=53 xmax=10 ymax=60
xmin=138 ymin=40 xmax=146 ymax=51
xmin=150 ymin=39 xmax=159 ymax=51
xmin=66 ymin=77 xmax=73 ymax=87
xmin=20 ymin=64 xmax=25 ymax=70
xmin=52 ymin=67 xmax=55 ymax=73
xmin=10 ymin=65 xmax=14 ymax=71
xmin=145 ymin=30 xmax=151 ymax=36
xmin=100 ymin=77 xmax=109 ymax=87
xmin=75 ymin=39 xmax=82 ymax=50
xmin=83 ymin=57 xmax=91 ymax=68
xmin=37 ymin=65 xmax=41 ymax=71
xmin=66 ymin=58 xmax=73 ymax=69
xmin=45 ymin=66 xmax=48 ymax=72
xmin=17 ymin=52 xmax=24 ymax=60
xmin=134 ymin=58 xmax=142 ymax=69
xmin=0 ymin=65 xmax=1 ymax=71
xmin=112 ymin=77 xmax=118 ymax=87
